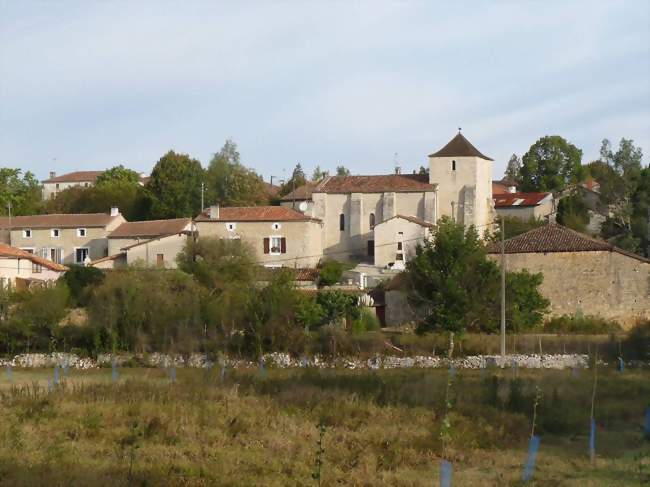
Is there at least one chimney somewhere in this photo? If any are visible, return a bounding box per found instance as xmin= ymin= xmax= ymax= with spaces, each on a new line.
xmin=110 ymin=206 xmax=120 ymax=217
xmin=209 ymin=204 xmax=220 ymax=219
xmin=395 ymin=165 xmax=401 ymax=175
xmin=49 ymin=171 xmax=56 ymax=179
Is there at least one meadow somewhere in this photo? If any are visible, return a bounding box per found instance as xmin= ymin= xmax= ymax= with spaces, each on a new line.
xmin=0 ymin=366 xmax=647 ymax=486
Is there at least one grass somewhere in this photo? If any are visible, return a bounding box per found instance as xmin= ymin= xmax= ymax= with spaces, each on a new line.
xmin=0 ymin=366 xmax=647 ymax=486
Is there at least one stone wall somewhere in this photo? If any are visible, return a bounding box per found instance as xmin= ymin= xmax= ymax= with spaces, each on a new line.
xmin=489 ymin=250 xmax=650 ymax=327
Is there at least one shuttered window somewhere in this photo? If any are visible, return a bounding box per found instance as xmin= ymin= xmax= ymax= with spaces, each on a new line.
xmin=263 ymin=237 xmax=270 ymax=254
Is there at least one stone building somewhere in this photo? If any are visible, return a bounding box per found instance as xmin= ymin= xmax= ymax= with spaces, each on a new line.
xmin=42 ymin=170 xmax=149 ymax=199
xmin=493 ymin=192 xmax=554 ymax=220
xmin=194 ymin=205 xmax=323 ymax=268
xmin=281 ymin=132 xmax=495 ymax=264
xmin=0 ymin=243 xmax=68 ymax=289
xmin=373 ymin=215 xmax=434 ymax=269
xmin=487 ymin=224 xmax=650 ymax=327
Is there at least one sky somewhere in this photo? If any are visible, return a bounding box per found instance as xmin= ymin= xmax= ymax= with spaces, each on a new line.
xmin=1 ymin=1 xmax=649 ymax=183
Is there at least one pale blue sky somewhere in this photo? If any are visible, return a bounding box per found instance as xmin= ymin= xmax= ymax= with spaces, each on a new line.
xmin=1 ymin=1 xmax=648 ymax=183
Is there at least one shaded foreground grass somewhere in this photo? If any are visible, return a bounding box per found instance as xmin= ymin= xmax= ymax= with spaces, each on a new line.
xmin=0 ymin=367 xmax=648 ymax=486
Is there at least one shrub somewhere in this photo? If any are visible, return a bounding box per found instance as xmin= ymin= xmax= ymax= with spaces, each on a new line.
xmin=318 ymin=260 xmax=344 ymax=287
xmin=62 ymin=265 xmax=105 ymax=307
xmin=351 ymin=309 xmax=381 ymax=334
xmin=316 ymin=290 xmax=360 ymax=327
xmin=544 ymin=315 xmax=622 ymax=334
xmin=623 ymin=320 xmax=650 ymax=360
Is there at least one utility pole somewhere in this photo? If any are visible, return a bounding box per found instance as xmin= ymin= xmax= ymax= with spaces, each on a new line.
xmin=7 ymin=201 xmax=12 ymax=247
xmin=200 ymin=182 xmax=205 ymax=211
xmin=500 ymin=217 xmax=506 ymax=360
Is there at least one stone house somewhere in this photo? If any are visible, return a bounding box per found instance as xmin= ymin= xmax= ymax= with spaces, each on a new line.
xmin=373 ymin=215 xmax=434 ymax=269
xmin=0 ymin=209 xmax=125 ymax=265
xmin=42 ymin=170 xmax=149 ymax=200
xmin=194 ymin=205 xmax=323 ymax=268
xmin=0 ymin=243 xmax=68 ymax=289
xmin=281 ymin=132 xmax=496 ymax=264
xmin=493 ymin=192 xmax=554 ymax=221
xmin=487 ymin=224 xmax=650 ymax=327
xmin=92 ymin=218 xmax=193 ymax=269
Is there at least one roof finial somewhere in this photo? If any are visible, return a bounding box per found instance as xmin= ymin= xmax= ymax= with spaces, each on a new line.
xmin=458 ymin=127 xmax=462 ymax=133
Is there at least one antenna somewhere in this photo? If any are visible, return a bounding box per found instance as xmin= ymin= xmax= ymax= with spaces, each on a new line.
xmin=458 ymin=127 xmax=462 ymax=133
xmin=393 ymin=152 xmax=401 ymax=175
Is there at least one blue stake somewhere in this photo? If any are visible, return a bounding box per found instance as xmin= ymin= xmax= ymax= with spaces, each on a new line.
xmin=258 ymin=358 xmax=266 ymax=378
xmin=448 ymin=364 xmax=456 ymax=380
xmin=522 ymin=435 xmax=541 ymax=482
xmin=440 ymin=460 xmax=452 ymax=487
xmin=644 ymin=408 xmax=650 ymax=437
xmin=301 ymin=356 xmax=308 ymax=368
xmin=5 ymin=365 xmax=12 ymax=381
xmin=63 ymin=362 xmax=70 ymax=377
xmin=589 ymin=418 xmax=596 ymax=462
xmin=111 ymin=358 xmax=119 ymax=383
xmin=53 ymin=365 xmax=60 ymax=385
xmin=617 ymin=357 xmax=624 ymax=372
xmin=572 ymin=366 xmax=579 ymax=377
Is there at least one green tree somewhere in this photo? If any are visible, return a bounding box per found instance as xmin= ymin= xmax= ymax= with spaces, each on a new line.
xmin=148 ymin=150 xmax=204 ymax=218
xmin=279 ymin=164 xmax=307 ymax=197
xmin=311 ymin=165 xmax=329 ymax=182
xmin=504 ymin=154 xmax=522 ymax=183
xmin=205 ymin=139 xmax=268 ymax=207
xmin=95 ymin=165 xmax=141 ymax=186
xmin=519 ymin=136 xmax=584 ymax=193
xmin=336 ymin=165 xmax=351 ymax=177
xmin=62 ymin=264 xmax=105 ymax=307
xmin=489 ymin=216 xmax=546 ymax=242
xmin=316 ymin=290 xmax=359 ymax=327
xmin=556 ymin=193 xmax=590 ymax=233
xmin=317 ymin=260 xmax=344 ymax=287
xmin=0 ymin=168 xmax=43 ymax=216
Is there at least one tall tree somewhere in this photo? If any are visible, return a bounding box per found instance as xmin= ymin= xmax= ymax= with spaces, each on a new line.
xmin=336 ymin=165 xmax=351 ymax=177
xmin=519 ymin=136 xmax=584 ymax=193
xmin=95 ymin=165 xmax=141 ymax=186
xmin=0 ymin=168 xmax=43 ymax=216
xmin=148 ymin=150 xmax=204 ymax=218
xmin=205 ymin=139 xmax=268 ymax=207
xmin=504 ymin=154 xmax=522 ymax=183
xmin=311 ymin=165 xmax=329 ymax=182
xmin=279 ymin=163 xmax=308 ymax=197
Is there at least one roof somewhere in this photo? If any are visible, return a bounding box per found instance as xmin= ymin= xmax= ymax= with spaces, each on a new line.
xmin=428 ymin=133 xmax=493 ymax=161
xmin=258 ymin=267 xmax=319 ymax=282
xmin=264 ymin=182 xmax=280 ymax=197
xmin=109 ymin=218 xmax=191 ymax=238
xmin=195 ymin=206 xmax=320 ymax=222
xmin=379 ymin=214 xmax=435 ymax=228
xmin=120 ymin=232 xmax=189 ymax=251
xmin=280 ymin=182 xmax=318 ymax=201
xmin=0 ymin=244 xmax=68 ymax=272
xmin=493 ymin=192 xmax=551 ymax=208
xmin=313 ymin=174 xmax=435 ymax=194
xmin=89 ymin=253 xmax=125 ymax=265
xmin=0 ymin=213 xmax=120 ymax=229
xmin=492 ymin=180 xmax=518 ymax=195
xmin=487 ymin=224 xmax=650 ymax=263
xmin=42 ymin=171 xmax=104 ymax=184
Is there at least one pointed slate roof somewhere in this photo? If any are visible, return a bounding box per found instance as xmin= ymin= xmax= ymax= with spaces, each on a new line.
xmin=428 ymin=133 xmax=493 ymax=161
xmin=487 ymin=224 xmax=650 ymax=263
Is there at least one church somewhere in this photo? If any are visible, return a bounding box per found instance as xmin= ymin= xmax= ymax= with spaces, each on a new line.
xmin=280 ymin=132 xmax=496 ymax=268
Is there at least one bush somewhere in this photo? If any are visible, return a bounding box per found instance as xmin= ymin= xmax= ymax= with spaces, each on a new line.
xmin=623 ymin=320 xmax=650 ymax=360
xmin=544 ymin=315 xmax=622 ymax=334
xmin=351 ymin=309 xmax=381 ymax=334
xmin=318 ymin=260 xmax=344 ymax=287
xmin=62 ymin=265 xmax=105 ymax=307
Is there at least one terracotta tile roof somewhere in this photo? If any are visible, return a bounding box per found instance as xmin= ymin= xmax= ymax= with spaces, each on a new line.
xmin=0 ymin=213 xmax=120 ymax=229
xmin=493 ymin=192 xmax=551 ymax=208
xmin=195 ymin=206 xmax=319 ymax=222
xmin=487 ymin=224 xmax=650 ymax=263
xmin=258 ymin=267 xmax=319 ymax=282
xmin=380 ymin=214 xmax=435 ymax=228
xmin=0 ymin=244 xmax=68 ymax=272
xmin=119 ymin=233 xmax=188 ymax=251
xmin=43 ymin=171 xmax=104 ymax=183
xmin=428 ymin=133 xmax=493 ymax=161
xmin=313 ymin=174 xmax=434 ymax=194
xmin=109 ymin=218 xmax=191 ymax=238
xmin=90 ymin=253 xmax=125 ymax=265
xmin=265 ymin=182 xmax=280 ymax=197
xmin=280 ymin=182 xmax=318 ymax=201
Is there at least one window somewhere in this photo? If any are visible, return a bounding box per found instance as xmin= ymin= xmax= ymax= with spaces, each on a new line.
xmin=75 ymin=247 xmax=89 ymax=264
xmin=271 ymin=222 xmax=281 ymax=230
xmin=263 ymin=237 xmax=286 ymax=255
xmin=395 ymin=254 xmax=404 ymax=261
xmin=452 ymin=160 xmax=456 ymax=171
xmin=43 ymin=247 xmax=63 ymax=264
xmin=22 ymin=229 xmax=32 ymax=238
xmin=156 ymin=254 xmax=164 ymax=266
xmin=397 ymin=242 xmax=403 ymax=251
xmin=84 ymin=182 xmax=89 ymax=187
xmin=51 ymin=228 xmax=61 ymax=238
xmin=339 ymin=213 xmax=345 ymax=231
xmin=55 ymin=183 xmax=60 ymax=190
xmin=369 ymin=213 xmax=375 ymax=229
xmin=226 ymin=223 xmax=236 ymax=232
xmin=77 ymin=228 xmax=87 ymax=237
xmin=32 ymin=261 xmax=42 ymax=273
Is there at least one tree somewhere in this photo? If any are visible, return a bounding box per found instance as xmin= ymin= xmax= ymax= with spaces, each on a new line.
xmin=0 ymin=168 xmax=43 ymax=216
xmin=336 ymin=165 xmax=351 ymax=177
xmin=519 ymin=136 xmax=584 ymax=193
xmin=205 ymin=139 xmax=268 ymax=207
xmin=95 ymin=165 xmax=140 ymax=186
xmin=278 ymin=164 xmax=307 ymax=197
xmin=504 ymin=154 xmax=522 ymax=183
xmin=311 ymin=165 xmax=329 ymax=182
xmin=405 ymin=217 xmax=548 ymax=336
xmin=148 ymin=150 xmax=204 ymax=218
xmin=317 ymin=260 xmax=344 ymax=287
xmin=62 ymin=264 xmax=105 ymax=307
xmin=489 ymin=216 xmax=546 ymax=242
xmin=556 ymin=194 xmax=589 ymax=233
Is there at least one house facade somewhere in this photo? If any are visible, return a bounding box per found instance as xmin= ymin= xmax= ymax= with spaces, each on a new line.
xmin=487 ymin=224 xmax=650 ymax=327
xmin=42 ymin=170 xmax=149 ymax=199
xmin=0 ymin=209 xmax=125 ymax=265
xmin=373 ymin=215 xmax=434 ymax=269
xmin=0 ymin=243 xmax=67 ymax=289
xmin=195 ymin=205 xmax=323 ymax=268
xmin=493 ymin=192 xmax=554 ymax=220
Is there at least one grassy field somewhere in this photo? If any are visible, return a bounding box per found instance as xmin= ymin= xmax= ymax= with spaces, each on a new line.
xmin=0 ymin=366 xmax=647 ymax=486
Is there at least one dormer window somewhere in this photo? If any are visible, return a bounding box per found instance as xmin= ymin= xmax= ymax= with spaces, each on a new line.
xmin=51 ymin=228 xmax=61 ymax=238
xmin=23 ymin=229 xmax=32 ymax=238
xmin=452 ymin=160 xmax=456 ymax=171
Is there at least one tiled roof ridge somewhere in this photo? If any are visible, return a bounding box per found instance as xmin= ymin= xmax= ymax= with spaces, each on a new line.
xmin=0 ymin=243 xmax=68 ymax=272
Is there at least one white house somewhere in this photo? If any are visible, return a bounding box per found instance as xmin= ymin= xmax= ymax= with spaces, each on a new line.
xmin=0 ymin=243 xmax=67 ymax=289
